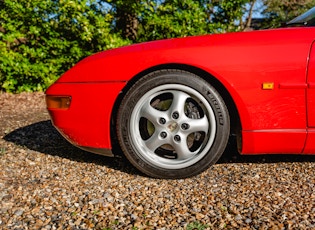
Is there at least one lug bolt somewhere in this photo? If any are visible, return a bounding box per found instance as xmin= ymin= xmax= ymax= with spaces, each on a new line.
xmin=181 ymin=123 xmax=190 ymax=130
xmin=174 ymin=135 xmax=181 ymax=142
xmin=160 ymin=132 xmax=167 ymax=139
xmin=172 ymin=112 xmax=179 ymax=119
xmin=159 ymin=118 xmax=166 ymax=124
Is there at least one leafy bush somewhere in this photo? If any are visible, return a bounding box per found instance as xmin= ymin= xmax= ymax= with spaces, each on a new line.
xmin=0 ymin=0 xmax=129 ymax=92
xmin=2 ymin=0 xmax=308 ymax=92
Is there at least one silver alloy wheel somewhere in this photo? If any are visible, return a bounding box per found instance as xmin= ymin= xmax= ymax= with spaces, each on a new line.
xmin=130 ymin=84 xmax=216 ymax=169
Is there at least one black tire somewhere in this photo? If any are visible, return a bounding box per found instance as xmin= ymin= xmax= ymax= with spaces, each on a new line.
xmin=116 ymin=69 xmax=230 ymax=178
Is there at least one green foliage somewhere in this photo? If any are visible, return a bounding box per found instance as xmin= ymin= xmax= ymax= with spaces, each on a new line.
xmin=109 ymin=0 xmax=253 ymax=42
xmin=0 ymin=0 xmax=309 ymax=92
xmin=211 ymin=0 xmax=252 ymax=31
xmin=137 ymin=0 xmax=210 ymax=42
xmin=262 ymin=0 xmax=315 ymax=28
xmin=0 ymin=0 xmax=129 ymax=92
xmin=186 ymin=221 xmax=208 ymax=230
xmin=105 ymin=0 xmax=140 ymax=41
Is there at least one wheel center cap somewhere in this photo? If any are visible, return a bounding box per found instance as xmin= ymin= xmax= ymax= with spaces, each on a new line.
xmin=168 ymin=122 xmax=178 ymax=132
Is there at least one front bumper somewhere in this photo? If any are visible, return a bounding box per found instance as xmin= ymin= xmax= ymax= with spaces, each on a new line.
xmin=46 ymin=81 xmax=126 ymax=154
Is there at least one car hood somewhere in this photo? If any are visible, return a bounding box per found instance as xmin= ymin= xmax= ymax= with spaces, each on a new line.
xmin=55 ymin=27 xmax=314 ymax=83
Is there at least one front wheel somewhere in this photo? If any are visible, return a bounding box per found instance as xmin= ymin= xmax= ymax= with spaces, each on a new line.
xmin=116 ymin=69 xmax=230 ymax=178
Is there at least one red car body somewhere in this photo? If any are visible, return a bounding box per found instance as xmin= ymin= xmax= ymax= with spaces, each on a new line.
xmin=46 ymin=27 xmax=315 ymax=156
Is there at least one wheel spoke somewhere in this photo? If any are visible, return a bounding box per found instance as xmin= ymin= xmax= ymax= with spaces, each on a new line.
xmin=173 ymin=139 xmax=196 ymax=160
xmin=186 ymin=116 xmax=210 ymax=134
xmin=140 ymin=101 xmax=166 ymax=124
xmin=169 ymin=91 xmax=190 ymax=117
xmin=144 ymin=132 xmax=169 ymax=152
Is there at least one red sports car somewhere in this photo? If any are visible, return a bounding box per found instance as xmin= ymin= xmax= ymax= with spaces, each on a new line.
xmin=46 ymin=8 xmax=315 ymax=178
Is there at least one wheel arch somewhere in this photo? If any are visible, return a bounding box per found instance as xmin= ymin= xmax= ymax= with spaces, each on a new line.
xmin=110 ymin=63 xmax=242 ymax=155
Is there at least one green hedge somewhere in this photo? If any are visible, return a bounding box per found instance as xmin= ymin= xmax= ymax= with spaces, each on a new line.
xmin=2 ymin=0 xmax=311 ymax=92
xmin=0 ymin=0 xmax=129 ymax=92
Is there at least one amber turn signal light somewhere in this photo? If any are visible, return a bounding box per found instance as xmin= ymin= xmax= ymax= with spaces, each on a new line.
xmin=46 ymin=95 xmax=71 ymax=109
xmin=262 ymin=82 xmax=274 ymax=90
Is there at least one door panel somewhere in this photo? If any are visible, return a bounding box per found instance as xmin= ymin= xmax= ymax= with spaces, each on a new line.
xmin=307 ymin=43 xmax=315 ymax=127
xmin=303 ymin=42 xmax=315 ymax=153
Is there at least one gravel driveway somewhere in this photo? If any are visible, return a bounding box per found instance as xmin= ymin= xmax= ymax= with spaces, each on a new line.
xmin=1 ymin=92 xmax=315 ymax=229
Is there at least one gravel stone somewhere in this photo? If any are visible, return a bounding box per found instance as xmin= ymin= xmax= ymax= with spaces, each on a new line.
xmin=1 ymin=92 xmax=315 ymax=229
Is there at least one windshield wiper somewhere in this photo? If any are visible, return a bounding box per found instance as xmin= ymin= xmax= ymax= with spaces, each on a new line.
xmin=285 ymin=21 xmax=308 ymax=27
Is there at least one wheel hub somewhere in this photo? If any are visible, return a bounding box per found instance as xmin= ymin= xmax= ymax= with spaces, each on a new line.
xmin=168 ymin=122 xmax=178 ymax=132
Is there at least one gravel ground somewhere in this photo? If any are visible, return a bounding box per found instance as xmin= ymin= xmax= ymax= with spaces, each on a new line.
xmin=1 ymin=92 xmax=315 ymax=229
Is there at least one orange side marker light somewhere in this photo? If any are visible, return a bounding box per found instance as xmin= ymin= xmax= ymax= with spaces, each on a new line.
xmin=46 ymin=96 xmax=71 ymax=110
xmin=262 ymin=82 xmax=274 ymax=90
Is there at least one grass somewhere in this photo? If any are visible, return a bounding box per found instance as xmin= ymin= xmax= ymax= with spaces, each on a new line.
xmin=186 ymin=221 xmax=209 ymax=230
xmin=0 ymin=147 xmax=6 ymax=155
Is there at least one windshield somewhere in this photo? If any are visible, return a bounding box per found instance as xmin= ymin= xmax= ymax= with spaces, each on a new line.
xmin=286 ymin=7 xmax=315 ymax=26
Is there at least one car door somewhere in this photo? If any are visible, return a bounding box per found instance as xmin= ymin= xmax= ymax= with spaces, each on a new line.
xmin=304 ymin=41 xmax=315 ymax=153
